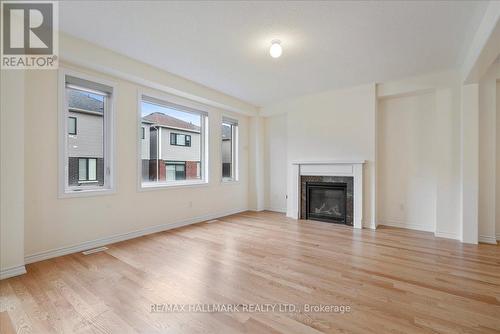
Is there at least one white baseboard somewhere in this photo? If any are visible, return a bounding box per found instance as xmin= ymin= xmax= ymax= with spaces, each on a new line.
xmin=25 ymin=208 xmax=247 ymax=264
xmin=434 ymin=230 xmax=460 ymax=240
xmin=497 ymin=233 xmax=500 ymax=241
xmin=264 ymin=207 xmax=286 ymax=213
xmin=479 ymin=235 xmax=498 ymax=245
xmin=378 ymin=219 xmax=434 ymax=233
xmin=0 ymin=265 xmax=27 ymax=280
xmin=363 ymin=224 xmax=377 ymax=230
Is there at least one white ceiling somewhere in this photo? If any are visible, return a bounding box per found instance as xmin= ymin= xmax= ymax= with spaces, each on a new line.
xmin=60 ymin=1 xmax=488 ymax=107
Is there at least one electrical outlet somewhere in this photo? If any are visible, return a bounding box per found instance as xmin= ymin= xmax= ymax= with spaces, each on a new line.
xmin=188 ymin=201 xmax=193 ymax=208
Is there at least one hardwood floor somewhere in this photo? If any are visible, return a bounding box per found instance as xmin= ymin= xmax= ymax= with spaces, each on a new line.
xmin=1 ymin=211 xmax=499 ymax=333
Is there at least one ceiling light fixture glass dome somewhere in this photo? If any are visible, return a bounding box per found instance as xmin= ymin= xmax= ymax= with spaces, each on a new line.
xmin=269 ymin=40 xmax=282 ymax=58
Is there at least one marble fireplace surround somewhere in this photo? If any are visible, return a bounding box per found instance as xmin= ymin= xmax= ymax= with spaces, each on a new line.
xmin=287 ymin=161 xmax=366 ymax=229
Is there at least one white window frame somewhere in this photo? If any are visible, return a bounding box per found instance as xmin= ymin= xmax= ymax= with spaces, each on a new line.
xmin=58 ymin=68 xmax=116 ymax=198
xmin=137 ymin=89 xmax=209 ymax=190
xmin=221 ymin=116 xmax=239 ymax=182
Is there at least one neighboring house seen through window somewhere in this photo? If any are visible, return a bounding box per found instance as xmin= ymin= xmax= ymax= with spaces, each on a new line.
xmin=222 ymin=117 xmax=238 ymax=181
xmin=61 ymin=73 xmax=114 ymax=195
xmin=140 ymin=95 xmax=207 ymax=187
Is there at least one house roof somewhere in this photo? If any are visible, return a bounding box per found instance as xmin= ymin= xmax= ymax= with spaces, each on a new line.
xmin=68 ymin=89 xmax=104 ymax=113
xmin=142 ymin=112 xmax=200 ymax=132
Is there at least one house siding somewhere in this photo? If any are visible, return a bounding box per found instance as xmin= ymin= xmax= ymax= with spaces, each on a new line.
xmin=67 ymin=110 xmax=104 ymax=186
xmin=222 ymin=139 xmax=231 ymax=163
xmin=160 ymin=128 xmax=200 ymax=162
xmin=67 ymin=110 xmax=103 ymax=158
xmin=141 ymin=123 xmax=151 ymax=160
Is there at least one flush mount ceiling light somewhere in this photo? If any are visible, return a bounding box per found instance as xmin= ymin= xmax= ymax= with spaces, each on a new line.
xmin=269 ymin=40 xmax=282 ymax=58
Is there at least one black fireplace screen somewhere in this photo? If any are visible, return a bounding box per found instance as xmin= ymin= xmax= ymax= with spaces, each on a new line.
xmin=306 ymin=182 xmax=348 ymax=224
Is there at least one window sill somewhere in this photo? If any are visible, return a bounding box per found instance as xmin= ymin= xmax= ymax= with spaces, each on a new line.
xmin=139 ymin=180 xmax=209 ymax=191
xmin=221 ymin=178 xmax=239 ymax=185
xmin=59 ymin=187 xmax=115 ymax=199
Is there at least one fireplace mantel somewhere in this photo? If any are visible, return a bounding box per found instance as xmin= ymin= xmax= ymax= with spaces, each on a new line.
xmin=287 ymin=160 xmax=366 ymax=229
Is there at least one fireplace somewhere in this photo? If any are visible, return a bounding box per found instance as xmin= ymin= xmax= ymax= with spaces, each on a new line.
xmin=306 ymin=182 xmax=347 ymax=224
xmin=291 ymin=161 xmax=364 ymax=228
xmin=300 ymin=175 xmax=354 ymax=226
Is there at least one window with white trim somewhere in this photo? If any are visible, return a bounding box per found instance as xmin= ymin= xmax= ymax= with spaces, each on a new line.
xmin=140 ymin=95 xmax=208 ymax=187
xmin=61 ymin=74 xmax=114 ymax=194
xmin=222 ymin=117 xmax=238 ymax=181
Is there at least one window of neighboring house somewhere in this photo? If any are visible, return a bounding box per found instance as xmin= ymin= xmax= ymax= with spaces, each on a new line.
xmin=68 ymin=117 xmax=77 ymax=135
xmin=170 ymin=133 xmax=191 ymax=147
xmin=140 ymin=94 xmax=208 ymax=188
xmin=60 ymin=72 xmax=115 ymax=196
xmin=166 ymin=161 xmax=186 ymax=181
xmin=78 ymin=158 xmax=97 ymax=182
xmin=141 ymin=127 xmax=145 ymax=139
xmin=222 ymin=117 xmax=238 ymax=181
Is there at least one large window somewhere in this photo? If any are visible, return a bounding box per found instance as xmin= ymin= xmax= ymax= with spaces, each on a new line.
xmin=140 ymin=94 xmax=208 ymax=187
xmin=222 ymin=117 xmax=238 ymax=181
xmin=60 ymin=72 xmax=115 ymax=196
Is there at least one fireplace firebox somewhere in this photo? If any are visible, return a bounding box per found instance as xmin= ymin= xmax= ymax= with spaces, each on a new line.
xmin=304 ymin=181 xmax=350 ymax=225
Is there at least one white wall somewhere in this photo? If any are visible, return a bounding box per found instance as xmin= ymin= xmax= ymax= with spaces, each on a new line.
xmin=497 ymin=81 xmax=500 ymax=240
xmin=248 ymin=116 xmax=265 ymax=211
xmin=461 ymin=83 xmax=479 ymax=244
xmin=22 ymin=35 xmax=254 ymax=258
xmin=377 ymin=71 xmax=463 ymax=239
xmin=264 ymin=114 xmax=287 ymax=212
xmin=478 ymin=62 xmax=499 ymax=243
xmin=60 ymin=34 xmax=257 ymax=116
xmin=377 ymin=92 xmax=437 ymax=232
xmin=263 ymin=84 xmax=377 ymax=227
xmin=262 ymin=71 xmax=466 ymax=239
xmin=0 ymin=1 xmax=26 ymax=278
xmin=0 ymin=71 xmax=26 ymax=278
xmin=434 ymin=87 xmax=462 ymax=240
